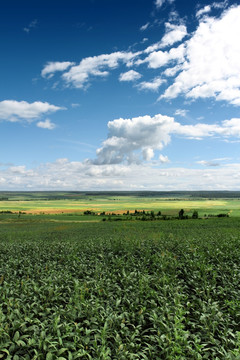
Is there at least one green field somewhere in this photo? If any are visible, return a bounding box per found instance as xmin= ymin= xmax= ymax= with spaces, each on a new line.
xmin=1 ymin=192 xmax=240 ymax=358
xmin=0 ymin=191 xmax=240 ymax=217
xmin=1 ymin=217 xmax=240 ymax=359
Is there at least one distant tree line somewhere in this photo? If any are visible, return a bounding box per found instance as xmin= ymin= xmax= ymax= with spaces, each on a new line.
xmin=100 ymin=209 xmax=230 ymax=222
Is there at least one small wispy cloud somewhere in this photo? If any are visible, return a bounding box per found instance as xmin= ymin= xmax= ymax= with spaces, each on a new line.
xmin=196 ymin=1 xmax=228 ymax=18
xmin=23 ymin=19 xmax=38 ymax=33
xmin=140 ymin=22 xmax=150 ymax=31
xmin=196 ymin=5 xmax=211 ymax=19
xmin=36 ymin=119 xmax=56 ymax=130
xmin=155 ymin=0 xmax=175 ymax=10
xmin=119 ymin=70 xmax=142 ymax=82
xmin=196 ymin=157 xmax=231 ymax=167
xmin=197 ymin=160 xmax=220 ymax=167
xmin=174 ymin=109 xmax=189 ymax=117
xmin=159 ymin=154 xmax=170 ymax=163
xmin=138 ymin=77 xmax=165 ymax=91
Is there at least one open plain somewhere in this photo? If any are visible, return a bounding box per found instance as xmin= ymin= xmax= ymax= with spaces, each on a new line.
xmin=1 ymin=192 xmax=240 ymax=359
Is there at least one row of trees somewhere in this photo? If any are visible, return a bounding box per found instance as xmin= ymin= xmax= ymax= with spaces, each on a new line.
xmin=84 ymin=209 xmax=228 ymax=220
xmin=179 ymin=209 xmax=198 ymax=219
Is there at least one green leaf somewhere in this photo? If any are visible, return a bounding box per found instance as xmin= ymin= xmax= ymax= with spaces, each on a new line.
xmin=46 ymin=353 xmax=53 ymax=360
xmin=13 ymin=331 xmax=20 ymax=342
xmin=58 ymin=348 xmax=68 ymax=356
xmin=0 ymin=350 xmax=10 ymax=356
xmin=16 ymin=340 xmax=26 ymax=347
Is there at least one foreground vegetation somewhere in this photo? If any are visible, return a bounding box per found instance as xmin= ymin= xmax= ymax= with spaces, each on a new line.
xmin=1 ymin=218 xmax=240 ymax=359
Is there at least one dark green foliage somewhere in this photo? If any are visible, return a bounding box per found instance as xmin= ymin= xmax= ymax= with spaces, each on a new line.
xmin=83 ymin=210 xmax=95 ymax=215
xmin=217 ymin=213 xmax=229 ymax=217
xmin=179 ymin=209 xmax=185 ymax=219
xmin=1 ymin=219 xmax=240 ymax=359
xmin=192 ymin=210 xmax=199 ymax=219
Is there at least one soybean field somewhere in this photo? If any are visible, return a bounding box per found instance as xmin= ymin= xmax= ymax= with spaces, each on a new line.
xmin=1 ymin=218 xmax=240 ymax=359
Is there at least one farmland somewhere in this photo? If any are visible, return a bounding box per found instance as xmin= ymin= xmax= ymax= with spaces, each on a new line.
xmin=0 ymin=191 xmax=240 ymax=218
xmin=1 ymin=192 xmax=240 ymax=359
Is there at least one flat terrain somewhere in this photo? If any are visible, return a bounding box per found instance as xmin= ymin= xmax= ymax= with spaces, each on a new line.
xmin=1 ymin=218 xmax=240 ymax=359
xmin=1 ymin=191 xmax=240 ymax=358
xmin=0 ymin=191 xmax=240 ymax=217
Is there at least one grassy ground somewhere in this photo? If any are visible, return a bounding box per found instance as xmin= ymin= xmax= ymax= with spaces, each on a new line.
xmin=1 ymin=218 xmax=240 ymax=359
xmin=0 ymin=196 xmax=240 ymax=217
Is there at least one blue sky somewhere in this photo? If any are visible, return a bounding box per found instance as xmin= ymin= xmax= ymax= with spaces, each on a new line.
xmin=1 ymin=0 xmax=240 ymax=190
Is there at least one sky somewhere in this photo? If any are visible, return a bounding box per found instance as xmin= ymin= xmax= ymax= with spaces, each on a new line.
xmin=1 ymin=0 xmax=240 ymax=191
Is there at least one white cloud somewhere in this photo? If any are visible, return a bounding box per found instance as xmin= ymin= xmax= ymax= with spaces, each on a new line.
xmin=169 ymin=10 xmax=180 ymax=22
xmin=143 ymin=42 xmax=162 ymax=55
xmin=161 ymin=5 xmax=240 ymax=105
xmin=0 ymin=100 xmax=64 ymax=122
xmin=159 ymin=154 xmax=170 ymax=163
xmin=39 ymin=3 xmax=239 ymax=106
xmin=212 ymin=1 xmax=228 ymax=10
xmin=1 ymin=158 xmax=240 ymax=191
xmin=93 ymin=114 xmax=174 ymax=165
xmin=36 ymin=119 xmax=56 ymax=130
xmin=174 ymin=109 xmax=188 ymax=117
xmin=155 ymin=0 xmax=175 ymax=9
xmin=196 ymin=5 xmax=211 ymax=18
xmin=142 ymin=148 xmax=154 ymax=161
xmin=40 ymin=16 xmax=188 ymax=92
xmin=138 ymin=77 xmax=165 ymax=91
xmin=142 ymin=43 xmax=186 ymax=68
xmin=220 ymin=118 xmax=240 ymax=136
xmin=142 ymin=24 xmax=187 ymax=55
xmin=196 ymin=1 xmax=228 ymax=18
xmin=62 ymin=51 xmax=138 ymax=88
xmin=163 ymin=64 xmax=183 ymax=77
xmin=160 ymin=23 xmax=187 ymax=48
xmin=155 ymin=0 xmax=165 ymax=8
xmin=41 ymin=61 xmax=76 ymax=78
xmin=92 ymin=114 xmax=240 ymax=165
xmin=119 ymin=70 xmax=142 ymax=82
xmin=140 ymin=22 xmax=150 ymax=31
xmin=39 ymin=22 xmax=186 ymax=90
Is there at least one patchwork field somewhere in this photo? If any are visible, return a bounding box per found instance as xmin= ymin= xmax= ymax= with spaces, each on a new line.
xmin=0 ymin=191 xmax=240 ymax=217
